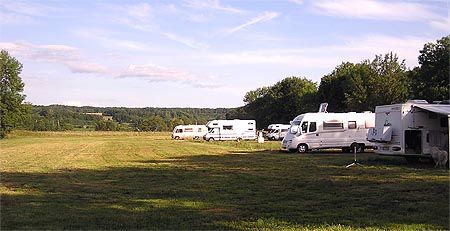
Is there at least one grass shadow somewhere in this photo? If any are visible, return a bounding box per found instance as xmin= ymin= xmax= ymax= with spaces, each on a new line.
xmin=2 ymin=151 xmax=449 ymax=230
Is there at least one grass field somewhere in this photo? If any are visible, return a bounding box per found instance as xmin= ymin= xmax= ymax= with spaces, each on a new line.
xmin=1 ymin=131 xmax=449 ymax=230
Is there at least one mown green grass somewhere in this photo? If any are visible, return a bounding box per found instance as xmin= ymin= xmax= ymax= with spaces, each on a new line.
xmin=1 ymin=131 xmax=449 ymax=230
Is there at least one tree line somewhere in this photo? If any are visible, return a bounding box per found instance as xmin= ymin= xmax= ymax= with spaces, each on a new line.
xmin=0 ymin=36 xmax=448 ymax=136
xmin=226 ymin=36 xmax=449 ymax=129
xmin=19 ymin=105 xmax=228 ymax=132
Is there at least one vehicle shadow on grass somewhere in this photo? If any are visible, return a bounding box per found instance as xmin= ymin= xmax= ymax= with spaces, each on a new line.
xmin=2 ymin=152 xmax=449 ymax=230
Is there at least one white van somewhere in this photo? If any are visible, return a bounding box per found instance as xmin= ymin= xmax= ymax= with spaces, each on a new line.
xmin=172 ymin=125 xmax=208 ymax=140
xmin=203 ymin=120 xmax=257 ymax=141
xmin=267 ymin=124 xmax=290 ymax=140
xmin=282 ymin=111 xmax=375 ymax=153
xmin=367 ymin=100 xmax=449 ymax=162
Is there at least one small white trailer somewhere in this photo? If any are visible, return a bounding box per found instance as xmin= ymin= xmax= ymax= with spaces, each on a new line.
xmin=203 ymin=119 xmax=257 ymax=141
xmin=282 ymin=105 xmax=375 ymax=153
xmin=172 ymin=125 xmax=208 ymax=140
xmin=367 ymin=100 xmax=449 ymax=163
xmin=266 ymin=124 xmax=290 ymax=140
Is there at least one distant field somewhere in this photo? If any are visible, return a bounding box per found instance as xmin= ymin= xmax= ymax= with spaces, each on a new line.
xmin=1 ymin=131 xmax=449 ymax=230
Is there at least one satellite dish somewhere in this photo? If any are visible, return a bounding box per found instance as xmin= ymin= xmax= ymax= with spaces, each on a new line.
xmin=318 ymin=103 xmax=328 ymax=113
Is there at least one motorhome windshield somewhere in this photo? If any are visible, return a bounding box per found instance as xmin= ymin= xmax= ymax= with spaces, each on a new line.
xmin=289 ymin=120 xmax=302 ymax=134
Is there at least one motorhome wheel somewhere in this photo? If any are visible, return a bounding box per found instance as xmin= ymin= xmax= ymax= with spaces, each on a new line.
xmin=208 ymin=137 xmax=215 ymax=142
xmin=194 ymin=136 xmax=199 ymax=140
xmin=297 ymin=144 xmax=308 ymax=153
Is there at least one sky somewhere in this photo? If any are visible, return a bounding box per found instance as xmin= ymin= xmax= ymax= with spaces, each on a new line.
xmin=0 ymin=0 xmax=448 ymax=108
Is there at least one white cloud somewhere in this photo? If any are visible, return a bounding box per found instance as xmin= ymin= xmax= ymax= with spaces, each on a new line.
xmin=311 ymin=0 xmax=443 ymax=26
xmin=118 ymin=64 xmax=218 ymax=88
xmin=225 ymin=11 xmax=279 ymax=35
xmin=184 ymin=0 xmax=246 ymax=14
xmin=288 ymin=0 xmax=304 ymax=5
xmin=0 ymin=41 xmax=107 ymax=74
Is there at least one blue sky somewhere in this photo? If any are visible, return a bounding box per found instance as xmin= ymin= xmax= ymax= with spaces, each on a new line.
xmin=0 ymin=0 xmax=448 ymax=108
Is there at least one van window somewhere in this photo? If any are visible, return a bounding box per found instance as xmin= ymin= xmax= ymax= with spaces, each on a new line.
xmin=184 ymin=128 xmax=193 ymax=132
xmin=348 ymin=121 xmax=357 ymax=129
xmin=309 ymin=122 xmax=317 ymax=132
xmin=176 ymin=129 xmax=182 ymax=133
xmin=323 ymin=121 xmax=343 ymax=129
xmin=301 ymin=121 xmax=308 ymax=134
xmin=223 ymin=125 xmax=233 ymax=130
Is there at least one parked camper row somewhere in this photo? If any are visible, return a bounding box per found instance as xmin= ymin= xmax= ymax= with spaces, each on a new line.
xmin=172 ymin=120 xmax=257 ymax=142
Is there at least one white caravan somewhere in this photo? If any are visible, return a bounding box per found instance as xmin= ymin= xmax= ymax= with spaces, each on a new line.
xmin=203 ymin=120 xmax=257 ymax=141
xmin=172 ymin=125 xmax=208 ymax=140
xmin=367 ymin=100 xmax=449 ymax=162
xmin=267 ymin=124 xmax=290 ymax=140
xmin=282 ymin=108 xmax=375 ymax=153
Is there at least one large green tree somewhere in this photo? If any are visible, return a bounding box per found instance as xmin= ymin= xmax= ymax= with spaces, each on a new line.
xmin=318 ymin=52 xmax=410 ymax=112
xmin=0 ymin=50 xmax=30 ymax=137
xmin=410 ymin=35 xmax=450 ymax=102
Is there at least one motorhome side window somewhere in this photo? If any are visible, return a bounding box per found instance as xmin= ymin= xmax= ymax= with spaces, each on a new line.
xmin=184 ymin=128 xmax=193 ymax=132
xmin=301 ymin=121 xmax=308 ymax=133
xmin=176 ymin=129 xmax=182 ymax=133
xmin=309 ymin=122 xmax=317 ymax=132
xmin=223 ymin=125 xmax=233 ymax=130
xmin=323 ymin=121 xmax=343 ymax=130
xmin=348 ymin=121 xmax=357 ymax=129
xmin=198 ymin=128 xmax=203 ymax=132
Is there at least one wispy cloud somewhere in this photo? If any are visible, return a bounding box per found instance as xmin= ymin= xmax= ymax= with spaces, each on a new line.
xmin=118 ymin=64 xmax=218 ymax=88
xmin=162 ymin=32 xmax=209 ymax=49
xmin=0 ymin=0 xmax=49 ymax=24
xmin=225 ymin=11 xmax=279 ymax=35
xmin=184 ymin=0 xmax=246 ymax=14
xmin=0 ymin=41 xmax=107 ymax=74
xmin=312 ymin=0 xmax=441 ymax=22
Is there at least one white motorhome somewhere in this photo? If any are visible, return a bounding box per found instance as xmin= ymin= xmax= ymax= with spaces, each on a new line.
xmin=267 ymin=124 xmax=290 ymax=140
xmin=203 ymin=120 xmax=257 ymax=141
xmin=172 ymin=125 xmax=208 ymax=140
xmin=367 ymin=100 xmax=449 ymax=162
xmin=281 ymin=107 xmax=375 ymax=153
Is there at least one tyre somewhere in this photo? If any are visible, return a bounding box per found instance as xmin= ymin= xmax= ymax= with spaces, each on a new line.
xmin=208 ymin=137 xmax=215 ymax=142
xmin=236 ymin=138 xmax=242 ymax=142
xmin=174 ymin=136 xmax=180 ymax=140
xmin=297 ymin=144 xmax=308 ymax=153
xmin=350 ymin=143 xmax=363 ymax=153
xmin=193 ymin=136 xmax=199 ymax=140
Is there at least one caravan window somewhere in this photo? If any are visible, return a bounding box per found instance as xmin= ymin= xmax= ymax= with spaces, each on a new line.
xmin=323 ymin=121 xmax=343 ymax=130
xmin=365 ymin=120 xmax=375 ymax=128
xmin=223 ymin=125 xmax=233 ymax=130
xmin=348 ymin=121 xmax=357 ymax=129
xmin=309 ymin=122 xmax=317 ymax=132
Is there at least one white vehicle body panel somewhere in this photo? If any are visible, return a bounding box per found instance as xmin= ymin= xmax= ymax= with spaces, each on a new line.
xmin=368 ymin=100 xmax=449 ymax=157
xmin=204 ymin=120 xmax=257 ymax=141
xmin=267 ymin=124 xmax=290 ymax=140
xmin=172 ymin=125 xmax=208 ymax=140
xmin=282 ymin=112 xmax=375 ymax=152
